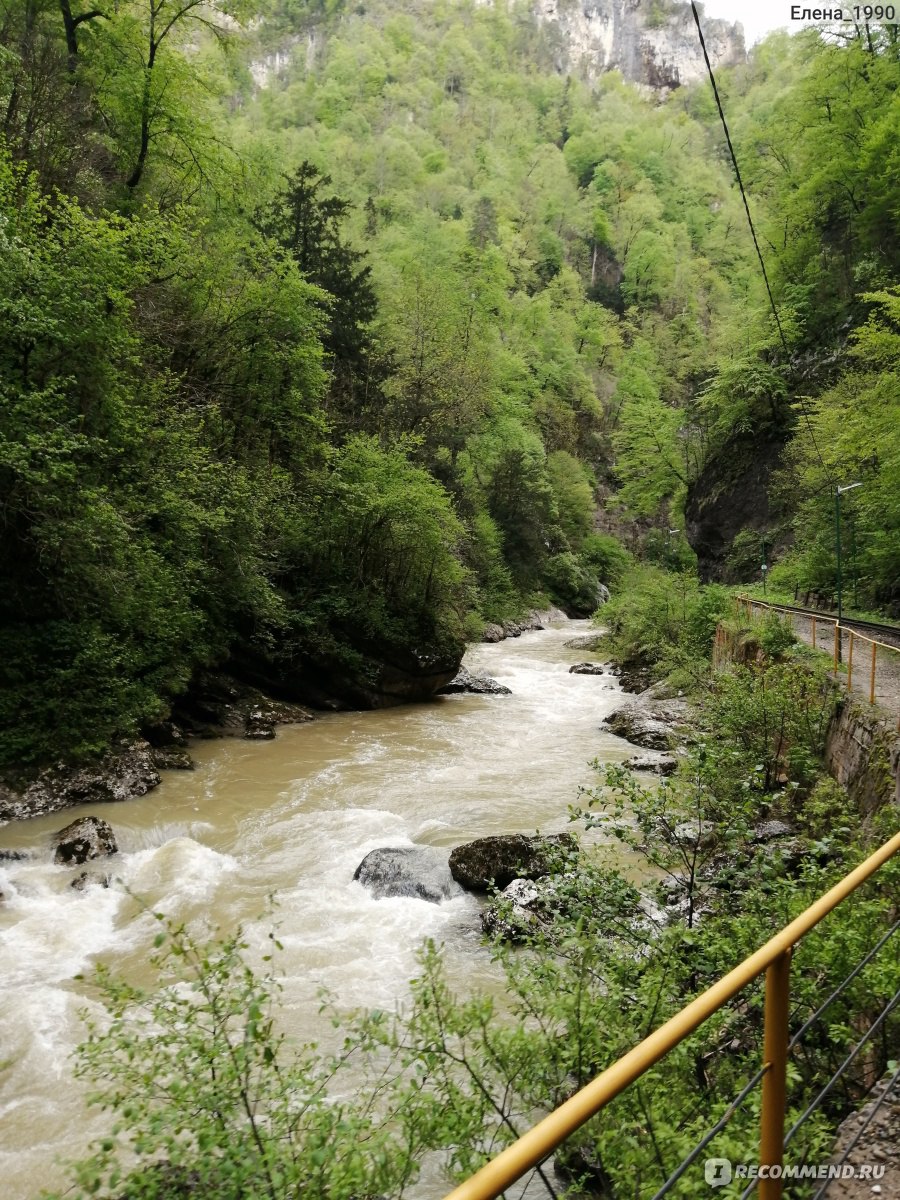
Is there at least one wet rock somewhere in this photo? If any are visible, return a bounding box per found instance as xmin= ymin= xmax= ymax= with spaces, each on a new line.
xmin=0 ymin=741 xmax=161 ymax=824
xmin=353 ymin=846 xmax=463 ymax=904
xmin=623 ymin=752 xmax=677 ymax=776
xmin=449 ymin=833 xmax=576 ymax=893
xmin=610 ymin=664 xmax=654 ymax=694
xmin=569 ymin=663 xmax=605 ymax=675
xmin=564 ymin=634 xmax=606 ymax=651
xmin=52 ymin=816 xmax=118 ymax=866
xmin=0 ymin=849 xmax=29 ymax=862
xmin=71 ymin=870 xmax=111 ymax=891
xmin=603 ymin=691 xmax=692 ymax=751
xmin=482 ymin=623 xmax=505 ymax=643
xmin=438 ymin=666 xmax=512 ymax=695
xmin=150 ymin=747 xmax=195 ymax=771
xmin=172 ymin=672 xmax=315 ymax=740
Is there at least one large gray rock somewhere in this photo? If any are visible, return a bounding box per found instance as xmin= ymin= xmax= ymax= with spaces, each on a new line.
xmin=449 ymin=833 xmax=576 ymax=893
xmin=569 ymin=663 xmax=605 ymax=675
xmin=52 ymin=816 xmax=118 ymax=865
xmin=564 ymin=634 xmax=606 ymax=651
xmin=0 ymin=741 xmax=161 ymax=825
xmin=623 ymin=752 xmax=677 ymax=776
xmin=438 ymin=666 xmax=512 ymax=695
xmin=603 ymin=690 xmax=692 ymax=751
xmin=353 ymin=846 xmax=463 ymax=904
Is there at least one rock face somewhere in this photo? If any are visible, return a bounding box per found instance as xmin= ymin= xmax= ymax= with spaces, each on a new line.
xmin=438 ymin=666 xmax=512 ymax=695
xmin=685 ymin=428 xmax=784 ymax=583
xmin=532 ymin=0 xmax=745 ymax=91
xmin=171 ymin=672 xmax=315 ymax=739
xmin=603 ymin=688 xmax=691 ymax=751
xmin=229 ymin=642 xmax=461 ymax=711
xmin=449 ymin=832 xmax=576 ymax=892
xmin=0 ymin=741 xmax=160 ymax=825
xmin=52 ymin=816 xmax=118 ymax=865
xmin=353 ymin=846 xmax=463 ymax=903
xmin=480 ymin=607 xmax=568 ymax=643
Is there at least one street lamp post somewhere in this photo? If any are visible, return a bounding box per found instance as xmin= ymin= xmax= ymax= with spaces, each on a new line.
xmin=835 ymin=483 xmax=863 ymax=660
xmin=761 ymin=537 xmax=768 ymax=596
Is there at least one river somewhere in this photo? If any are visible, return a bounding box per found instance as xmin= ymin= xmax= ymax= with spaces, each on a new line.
xmin=0 ymin=619 xmax=633 ymax=1199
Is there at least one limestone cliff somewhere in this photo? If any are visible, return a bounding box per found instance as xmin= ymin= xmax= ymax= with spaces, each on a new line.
xmin=248 ymin=0 xmax=745 ymax=93
xmin=527 ymin=0 xmax=745 ymax=89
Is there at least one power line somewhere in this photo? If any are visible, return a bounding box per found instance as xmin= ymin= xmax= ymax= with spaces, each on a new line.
xmin=689 ymin=2 xmax=834 ymax=485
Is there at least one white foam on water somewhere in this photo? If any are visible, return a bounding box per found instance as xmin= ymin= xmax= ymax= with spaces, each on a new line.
xmin=1 ymin=618 xmax=633 ymax=1199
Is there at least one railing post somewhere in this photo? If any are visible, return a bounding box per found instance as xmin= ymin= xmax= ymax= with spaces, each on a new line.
xmin=759 ymin=949 xmax=792 ymax=1199
xmin=833 ymin=623 xmax=840 ymax=673
xmin=847 ymin=631 xmax=855 ymax=691
xmin=870 ymin=641 xmax=877 ymax=706
xmin=811 ymin=616 xmax=816 ymax=650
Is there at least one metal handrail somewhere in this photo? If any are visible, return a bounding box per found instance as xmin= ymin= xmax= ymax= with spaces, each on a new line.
xmin=736 ymin=594 xmax=899 ymax=711
xmin=441 ymin=831 xmax=900 ymax=1200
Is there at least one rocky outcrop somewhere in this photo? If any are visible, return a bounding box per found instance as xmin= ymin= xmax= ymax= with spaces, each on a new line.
xmin=685 ymin=428 xmax=785 ymax=583
xmin=480 ymin=607 xmax=568 ymax=643
xmin=171 ymin=672 xmax=315 ymax=740
xmin=603 ymin=688 xmax=692 ymax=751
xmin=569 ymin=663 xmax=605 ymax=675
xmin=0 ymin=741 xmax=160 ymax=825
xmin=532 ymin=0 xmax=745 ymax=91
xmin=229 ymin=641 xmax=461 ymax=710
xmin=438 ymin=666 xmax=512 ymax=695
xmin=449 ymin=832 xmax=576 ymax=892
xmin=52 ymin=815 xmax=118 ymax=865
xmin=353 ymin=846 xmax=463 ymax=903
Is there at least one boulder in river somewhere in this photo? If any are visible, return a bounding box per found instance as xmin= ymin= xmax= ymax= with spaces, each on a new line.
xmin=603 ymin=688 xmax=692 ymax=751
xmin=353 ymin=846 xmax=463 ymax=904
xmin=481 ymin=623 xmax=505 ymax=643
xmin=52 ymin=816 xmax=118 ymax=866
xmin=568 ymin=663 xmax=605 ymax=675
xmin=564 ymin=634 xmax=605 ymax=651
xmin=449 ymin=833 xmax=576 ymax=893
xmin=71 ymin=870 xmax=112 ymax=891
xmin=438 ymin=666 xmax=512 ymax=695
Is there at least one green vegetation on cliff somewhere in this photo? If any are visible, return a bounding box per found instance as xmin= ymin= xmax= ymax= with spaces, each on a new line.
xmin=2 ymin=1 xmax=898 ymax=765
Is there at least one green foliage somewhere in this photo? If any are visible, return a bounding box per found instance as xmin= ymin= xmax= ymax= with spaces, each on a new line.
xmin=599 ymin=566 xmax=731 ymax=681
xmin=56 ymin=918 xmax=429 ymax=1200
xmin=579 ymin=532 xmax=632 ymax=587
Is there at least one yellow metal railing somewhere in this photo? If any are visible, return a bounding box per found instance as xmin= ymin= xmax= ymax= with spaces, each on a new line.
xmin=736 ymin=595 xmax=900 ymax=714
xmin=442 ymin=831 xmax=900 ymax=1200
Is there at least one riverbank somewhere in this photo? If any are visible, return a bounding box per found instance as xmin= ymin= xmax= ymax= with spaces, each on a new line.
xmin=0 ymin=607 xmax=572 ymax=828
xmin=0 ymin=617 xmax=634 ymax=1200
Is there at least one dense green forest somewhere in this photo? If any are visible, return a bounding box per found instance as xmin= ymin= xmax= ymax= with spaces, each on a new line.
xmin=1 ymin=0 xmax=899 ymax=769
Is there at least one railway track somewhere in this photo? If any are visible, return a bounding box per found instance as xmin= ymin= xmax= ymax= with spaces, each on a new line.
xmin=741 ymin=598 xmax=900 ymax=650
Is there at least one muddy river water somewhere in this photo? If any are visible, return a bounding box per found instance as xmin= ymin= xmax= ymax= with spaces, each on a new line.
xmin=0 ymin=619 xmax=635 ymax=1198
